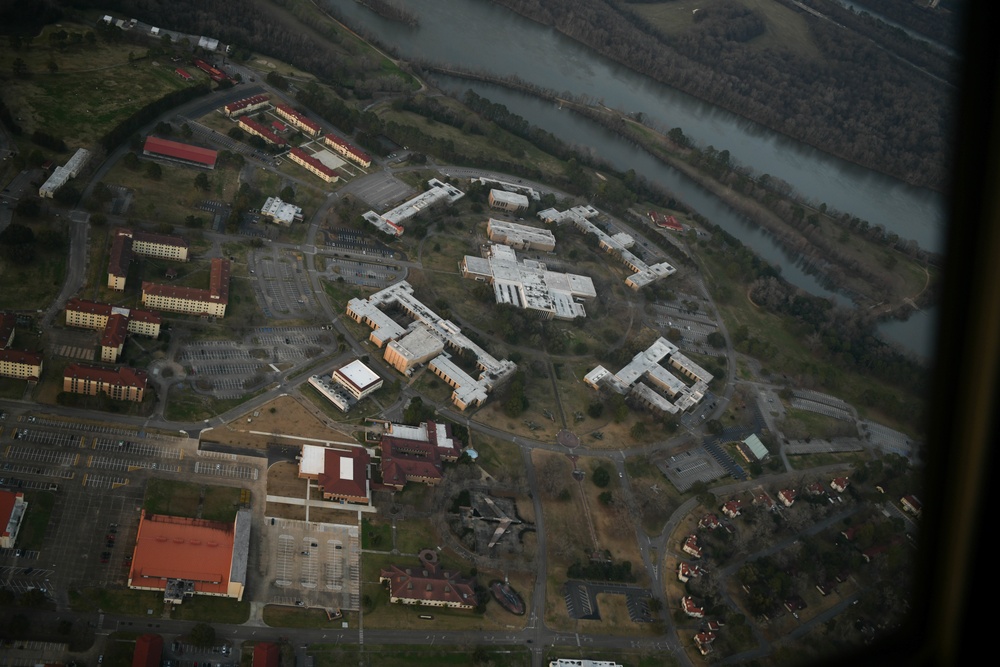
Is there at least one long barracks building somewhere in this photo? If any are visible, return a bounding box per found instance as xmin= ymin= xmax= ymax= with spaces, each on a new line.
xmin=274 ymin=104 xmax=321 ymax=137
xmin=108 ymin=228 xmax=189 ymax=291
xmin=323 ymin=134 xmax=371 ymax=168
xmin=142 ymin=258 xmax=230 ymax=317
xmin=65 ymin=298 xmax=162 ymax=362
xmin=63 ymin=363 xmax=148 ymax=402
xmin=288 ymin=148 xmax=338 ymax=183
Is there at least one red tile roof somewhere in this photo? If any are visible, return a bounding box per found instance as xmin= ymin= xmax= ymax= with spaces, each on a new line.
xmin=252 ymin=643 xmax=279 ymax=667
xmin=324 ymin=134 xmax=371 ymax=164
xmin=290 ymin=147 xmax=337 ymax=179
xmin=0 ymin=349 xmax=43 ymax=366
xmin=132 ymin=634 xmax=163 ymax=667
xmin=0 ymin=490 xmax=24 ymax=539
xmin=317 ymin=447 xmax=369 ymax=501
xmin=239 ymin=117 xmax=287 ymax=146
xmin=275 ymin=104 xmax=321 ymax=133
xmin=224 ymin=94 xmax=269 ymax=115
xmin=101 ymin=313 xmax=129 ymax=347
xmin=143 ymin=258 xmax=229 ymax=305
xmin=380 ymin=562 xmax=476 ymax=607
xmin=380 ymin=436 xmax=444 ymax=487
xmin=143 ymin=136 xmax=218 ymax=167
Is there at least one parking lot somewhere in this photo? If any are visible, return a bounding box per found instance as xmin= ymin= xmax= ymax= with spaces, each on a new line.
xmin=248 ymin=249 xmax=317 ymax=318
xmin=348 ymin=171 xmax=414 ymax=211
xmin=657 ymin=447 xmax=730 ymax=491
xmin=563 ymin=581 xmax=653 ymax=623
xmin=265 ymin=519 xmax=360 ymax=612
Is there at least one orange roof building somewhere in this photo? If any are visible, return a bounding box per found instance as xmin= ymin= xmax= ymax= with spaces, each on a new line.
xmin=142 ymin=258 xmax=230 ymax=317
xmin=132 ymin=634 xmax=163 ymax=667
xmin=127 ymin=509 xmax=251 ymax=603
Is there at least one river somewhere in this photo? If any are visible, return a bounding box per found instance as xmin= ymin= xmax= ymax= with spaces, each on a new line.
xmin=323 ymin=0 xmax=942 ymax=358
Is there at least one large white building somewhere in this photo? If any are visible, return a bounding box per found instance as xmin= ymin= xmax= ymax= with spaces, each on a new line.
xmin=539 ymin=206 xmax=676 ymax=289
xmin=462 ymin=244 xmax=596 ymax=320
xmin=332 ymin=359 xmax=383 ymax=400
xmin=260 ymin=196 xmax=303 ymax=226
xmin=362 ymin=179 xmax=465 ymax=236
xmin=39 ymin=148 xmax=91 ymax=198
xmin=585 ymin=337 xmax=712 ymax=414
xmin=346 ymin=281 xmax=516 ymax=410
xmin=488 ymin=189 xmax=529 ymax=213
xmin=486 ymin=219 xmax=555 ymax=251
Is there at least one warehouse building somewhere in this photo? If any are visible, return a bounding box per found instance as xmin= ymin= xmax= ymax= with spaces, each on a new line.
xmin=362 ymin=179 xmax=465 ymax=237
xmin=39 ymin=147 xmax=91 ymax=198
xmin=128 ymin=509 xmax=251 ymax=603
xmin=142 ymin=136 xmax=217 ymax=169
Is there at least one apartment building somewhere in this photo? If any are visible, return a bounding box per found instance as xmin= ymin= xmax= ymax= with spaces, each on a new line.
xmin=63 ymin=363 xmax=148 ymax=402
xmin=142 ymin=258 xmax=230 ymax=317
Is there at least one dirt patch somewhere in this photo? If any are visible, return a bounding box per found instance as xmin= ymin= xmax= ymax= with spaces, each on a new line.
xmin=309 ymin=506 xmax=360 ymax=525
xmin=266 ymin=502 xmax=306 ymax=521
xmin=267 ymin=461 xmax=307 ymax=499
xmin=202 ymin=395 xmax=356 ymax=450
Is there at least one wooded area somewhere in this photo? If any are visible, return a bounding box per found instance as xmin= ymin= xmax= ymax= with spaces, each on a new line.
xmin=492 ymin=0 xmax=954 ymax=190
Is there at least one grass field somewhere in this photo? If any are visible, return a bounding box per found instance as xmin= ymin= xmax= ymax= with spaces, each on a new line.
xmin=0 ymin=244 xmax=68 ymax=310
xmin=630 ymin=0 xmax=822 ymax=59
xmin=69 ymin=587 xmax=165 ymax=615
xmin=170 ymin=595 xmax=251 ymax=624
xmin=102 ymin=158 xmax=242 ymax=228
xmin=17 ymin=491 xmax=55 ymax=550
xmin=0 ymin=23 xmax=208 ymax=146
xmin=143 ymin=478 xmax=246 ymax=521
xmin=311 ymin=644 xmax=530 ymax=667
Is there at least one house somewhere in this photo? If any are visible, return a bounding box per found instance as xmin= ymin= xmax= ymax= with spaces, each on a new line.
xmin=778 ymin=489 xmax=797 ymax=507
xmin=806 ymin=482 xmax=826 ymax=497
xmin=901 ymin=494 xmax=922 ymax=517
xmin=677 ymin=562 xmax=705 ymax=583
xmin=681 ymin=596 xmax=704 ymax=618
xmin=721 ymin=499 xmax=742 ymax=519
xmin=693 ymin=631 xmax=716 ymax=655
xmin=682 ymin=534 xmax=702 ymax=559
xmin=698 ymin=513 xmax=721 ymax=530
xmin=831 ymin=477 xmax=850 ymax=493
xmin=753 ymin=491 xmax=776 ymax=511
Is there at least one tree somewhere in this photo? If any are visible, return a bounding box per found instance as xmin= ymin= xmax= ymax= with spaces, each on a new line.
xmin=190 ymin=623 xmax=215 ymax=647
xmin=279 ymin=185 xmax=295 ymax=202
xmin=707 ymin=331 xmax=726 ymax=348
xmin=194 ymin=172 xmax=211 ymax=191
xmin=12 ymin=58 xmax=29 ymax=77
xmin=0 ymin=222 xmax=36 ymax=263
xmin=180 ymin=123 xmax=193 ymax=139
xmin=630 ymin=421 xmax=647 ymax=440
xmin=123 ymin=152 xmax=140 ymax=171
xmin=592 ymin=465 xmax=611 ymax=488
xmin=146 ymin=162 xmax=162 ymax=180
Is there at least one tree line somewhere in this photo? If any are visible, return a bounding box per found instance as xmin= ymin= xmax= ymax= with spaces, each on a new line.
xmin=490 ymin=0 xmax=952 ymax=190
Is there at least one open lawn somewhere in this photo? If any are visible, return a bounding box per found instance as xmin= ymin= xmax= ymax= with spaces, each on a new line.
xmin=201 ymin=394 xmax=354 ymax=450
xmin=69 ymin=587 xmax=165 ymax=616
xmin=630 ymin=0 xmax=821 ymax=59
xmin=0 ymin=23 xmax=208 ymax=146
xmin=312 ymin=644 xmax=530 ymax=667
xmin=102 ymin=159 xmax=242 ymax=228
xmin=17 ymin=491 xmax=55 ymax=550
xmin=0 ymin=246 xmax=67 ymax=311
xmin=262 ymin=605 xmax=357 ymax=629
xmin=170 ymin=595 xmax=251 ymax=624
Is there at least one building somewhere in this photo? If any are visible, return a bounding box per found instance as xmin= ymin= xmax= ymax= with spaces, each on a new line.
xmin=132 ymin=634 xmax=163 ymax=667
xmin=288 ymin=147 xmax=339 ymax=183
xmin=488 ymin=189 xmax=529 ymax=213
xmin=63 ymin=363 xmax=148 ymax=402
xmin=65 ymin=298 xmax=162 ymax=340
xmin=737 ymin=433 xmax=769 ymax=462
xmin=142 ymin=136 xmax=217 ymax=169
xmin=332 ymin=359 xmax=382 ymax=400
xmin=362 ymin=179 xmax=465 ymax=236
xmin=260 ymin=196 xmax=303 ymax=226
xmin=275 ymin=104 xmax=322 ymax=136
xmin=901 ymin=494 xmax=923 ymax=517
xmin=142 ymin=258 xmax=230 ymax=317
xmin=778 ymin=489 xmax=797 ymax=507
xmin=128 ymin=509 xmax=251 ymax=603
xmin=471 ymin=177 xmax=540 ymax=201
xmin=584 ymin=337 xmax=712 ymax=415
xmin=485 ymin=219 xmax=555 ymax=251
xmin=681 ymin=596 xmax=705 ymax=618
xmin=380 ymin=560 xmax=476 ymax=609
xmin=223 ymin=94 xmax=269 ymax=118
xmin=108 ymin=228 xmax=190 ymax=291
xmin=239 ymin=117 xmax=287 ymax=147
xmin=307 ymin=374 xmax=353 ymax=412
xmin=100 ymin=314 xmax=129 ymax=362
xmin=252 ymin=643 xmax=279 ymax=667
xmin=682 ymin=534 xmax=702 ymax=559
xmin=538 ymin=206 xmax=676 ymax=289
xmin=298 ymin=445 xmax=371 ymax=505
xmin=382 ymin=326 xmax=444 ymax=374
xmin=831 ymin=477 xmax=850 ymax=493
xmin=461 ymin=244 xmax=595 ymax=320
xmin=323 ymin=133 xmax=371 ymax=168
xmin=175 ymin=68 xmax=193 ymax=81
xmin=346 ymin=281 xmax=516 ymax=410
xmin=0 ymin=350 xmax=42 ymax=381
xmin=0 ymin=490 xmax=27 ymax=549
xmin=379 ymin=421 xmax=463 ymax=490
xmin=721 ymin=499 xmax=742 ymax=519
xmin=548 ymin=661 xmax=623 ymax=667
xmin=39 ymin=148 xmax=91 ymax=198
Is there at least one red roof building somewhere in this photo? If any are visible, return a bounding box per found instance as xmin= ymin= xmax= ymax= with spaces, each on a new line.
xmin=239 ymin=117 xmax=287 ymax=147
xmin=681 ymin=596 xmax=705 ymax=618
xmin=142 ymin=258 xmax=230 ymax=317
xmin=721 ymin=499 xmax=743 ymax=519
xmin=380 ymin=560 xmax=476 ymax=609
xmin=132 ymin=634 xmax=163 ymax=667
xmin=63 ymin=363 xmax=148 ymax=402
xmin=314 ymin=447 xmax=370 ymax=504
xmin=143 ymin=136 xmax=218 ymax=169
xmin=224 ymin=94 xmax=270 ymax=117
xmin=288 ymin=147 xmax=338 ymax=183
xmin=698 ymin=513 xmax=721 ymax=530
xmin=127 ymin=509 xmax=251 ymax=603
xmin=0 ymin=349 xmax=43 ymax=381
xmin=323 ymin=134 xmax=372 ymax=168
xmin=100 ymin=313 xmax=129 ymax=362
xmin=252 ymin=643 xmax=279 ymax=667
xmin=175 ymin=68 xmax=192 ymax=81
xmin=0 ymin=489 xmax=27 ymax=549
xmin=778 ymin=489 xmax=797 ymax=507
xmin=275 ymin=104 xmax=322 ymax=137
xmin=831 ymin=477 xmax=850 ymax=493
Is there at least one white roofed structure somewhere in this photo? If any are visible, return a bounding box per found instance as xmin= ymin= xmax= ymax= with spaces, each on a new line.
xmin=487 ymin=219 xmax=556 ymax=251
xmin=260 ymin=196 xmax=303 ymax=226
xmin=362 ymin=179 xmax=465 ymax=236
xmin=585 ymin=337 xmax=712 ymax=415
xmin=461 ymin=244 xmax=595 ymax=320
